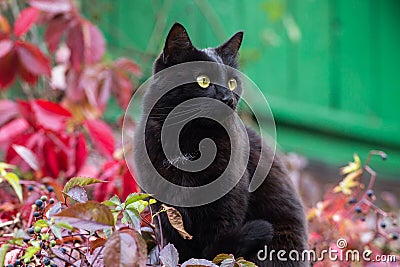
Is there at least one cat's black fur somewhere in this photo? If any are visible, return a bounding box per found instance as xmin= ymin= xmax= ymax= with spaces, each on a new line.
xmin=134 ymin=23 xmax=308 ymax=266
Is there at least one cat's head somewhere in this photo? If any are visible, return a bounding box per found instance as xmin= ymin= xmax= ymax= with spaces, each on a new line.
xmin=154 ymin=23 xmax=243 ymax=72
xmin=149 ymin=23 xmax=243 ymax=112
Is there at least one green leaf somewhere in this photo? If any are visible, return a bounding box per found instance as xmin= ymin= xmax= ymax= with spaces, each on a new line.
xmin=54 ymin=201 xmax=115 ymax=231
xmin=126 ymin=200 xmax=148 ymax=213
xmin=122 ymin=209 xmax=141 ymax=231
xmin=149 ymin=198 xmax=157 ymax=205
xmin=0 ymin=244 xmax=10 ymax=267
xmin=4 ymin=172 xmax=23 ymax=202
xmin=14 ymin=229 xmax=30 ymax=240
xmin=34 ymin=219 xmax=49 ymax=228
xmin=0 ymin=162 xmax=15 ymax=171
xmin=63 ymin=177 xmax=104 ymax=194
xmin=50 ymin=225 xmax=62 ymax=240
xmin=56 ymin=221 xmax=73 ymax=230
xmin=40 ymin=233 xmax=50 ymax=241
xmin=125 ymin=193 xmax=151 ymax=206
xmin=21 ymin=245 xmax=40 ymax=260
xmin=103 ymin=195 xmax=121 ymax=207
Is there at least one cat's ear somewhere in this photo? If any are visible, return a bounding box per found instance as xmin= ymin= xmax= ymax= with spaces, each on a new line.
xmin=216 ymin=31 xmax=244 ymax=58
xmin=162 ymin=23 xmax=193 ymax=64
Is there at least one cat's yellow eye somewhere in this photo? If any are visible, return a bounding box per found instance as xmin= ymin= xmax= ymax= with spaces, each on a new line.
xmin=228 ymin=78 xmax=237 ymax=91
xmin=196 ymin=75 xmax=210 ymax=88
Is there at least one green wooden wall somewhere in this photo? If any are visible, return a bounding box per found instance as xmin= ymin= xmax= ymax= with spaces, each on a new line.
xmin=83 ymin=0 xmax=400 ymax=177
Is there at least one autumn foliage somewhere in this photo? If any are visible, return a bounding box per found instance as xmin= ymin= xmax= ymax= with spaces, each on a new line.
xmin=0 ymin=1 xmax=399 ymax=267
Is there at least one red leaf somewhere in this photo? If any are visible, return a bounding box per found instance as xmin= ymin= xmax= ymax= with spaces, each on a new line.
xmin=0 ymin=39 xmax=13 ymax=58
xmin=18 ymin=61 xmax=38 ymax=85
xmin=82 ymin=20 xmax=105 ymax=64
xmin=122 ymin=164 xmax=139 ymax=199
xmin=16 ymin=41 xmax=50 ymax=76
xmin=12 ymin=144 xmax=40 ymax=171
xmin=14 ymin=7 xmax=40 ymax=37
xmin=66 ymin=24 xmax=84 ymax=71
xmin=113 ymin=71 xmax=133 ymax=109
xmin=0 ymin=100 xmax=18 ymax=127
xmin=31 ymin=100 xmax=71 ymax=131
xmin=28 ymin=0 xmax=72 ymax=13
xmin=45 ymin=16 xmax=67 ymax=52
xmin=113 ymin=58 xmax=142 ymax=76
xmin=84 ymin=119 xmax=115 ymax=158
xmin=0 ymin=49 xmax=17 ymax=88
xmin=17 ymin=100 xmax=36 ymax=127
xmin=43 ymin=140 xmax=59 ymax=177
xmin=0 ymin=118 xmax=29 ymax=145
xmin=75 ymin=133 xmax=87 ymax=172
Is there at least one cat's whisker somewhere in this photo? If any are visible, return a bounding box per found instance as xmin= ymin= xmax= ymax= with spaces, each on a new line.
xmin=163 ymin=109 xmax=203 ymax=128
xmin=148 ymin=108 xmax=202 ymax=119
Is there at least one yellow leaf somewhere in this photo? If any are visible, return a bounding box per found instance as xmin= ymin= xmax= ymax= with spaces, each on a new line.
xmin=334 ymin=169 xmax=363 ymax=195
xmin=4 ymin=172 xmax=23 ymax=202
xmin=340 ymin=154 xmax=361 ymax=175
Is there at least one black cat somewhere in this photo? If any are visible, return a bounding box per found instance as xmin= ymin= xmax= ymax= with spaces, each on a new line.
xmin=134 ymin=23 xmax=308 ymax=266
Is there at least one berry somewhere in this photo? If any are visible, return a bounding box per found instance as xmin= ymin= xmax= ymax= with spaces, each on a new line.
xmin=380 ymin=222 xmax=387 ymax=228
xmin=34 ymin=226 xmax=41 ymax=233
xmin=6 ymin=264 xmax=13 ymax=267
xmin=15 ymin=259 xmax=21 ymax=265
xmin=35 ymin=199 xmax=43 ymax=207
xmin=41 ymin=195 xmax=48 ymax=201
xmin=49 ymin=198 xmax=55 ymax=204
xmin=367 ymin=189 xmax=374 ymax=198
xmin=392 ymin=233 xmax=399 ymax=240
xmin=43 ymin=258 xmax=51 ymax=266
xmin=355 ymin=206 xmax=362 ymax=213
xmin=348 ymin=197 xmax=357 ymax=204
xmin=27 ymin=228 xmax=34 ymax=235
xmin=50 ymin=240 xmax=56 ymax=247
xmin=50 ymin=264 xmax=57 ymax=267
xmin=47 ymin=186 xmax=54 ymax=192
xmin=60 ymin=247 xmax=67 ymax=254
xmin=23 ymin=238 xmax=30 ymax=243
xmin=33 ymin=211 xmax=40 ymax=217
xmin=28 ymin=185 xmax=34 ymax=191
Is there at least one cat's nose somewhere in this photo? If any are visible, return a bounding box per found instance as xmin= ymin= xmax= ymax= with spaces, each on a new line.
xmin=221 ymin=95 xmax=234 ymax=107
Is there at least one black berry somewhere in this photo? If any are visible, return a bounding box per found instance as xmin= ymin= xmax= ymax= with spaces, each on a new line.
xmin=380 ymin=222 xmax=387 ymax=228
xmin=15 ymin=259 xmax=21 ymax=265
xmin=27 ymin=228 xmax=34 ymax=235
xmin=43 ymin=258 xmax=51 ymax=266
xmin=367 ymin=189 xmax=374 ymax=198
xmin=47 ymin=186 xmax=54 ymax=192
xmin=50 ymin=264 xmax=57 ymax=267
xmin=60 ymin=247 xmax=67 ymax=254
xmin=33 ymin=211 xmax=40 ymax=217
xmin=49 ymin=198 xmax=55 ymax=204
xmin=28 ymin=185 xmax=34 ymax=191
xmin=35 ymin=199 xmax=43 ymax=207
xmin=392 ymin=233 xmax=399 ymax=240
xmin=355 ymin=206 xmax=362 ymax=213
xmin=6 ymin=264 xmax=13 ymax=267
xmin=348 ymin=197 xmax=357 ymax=204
